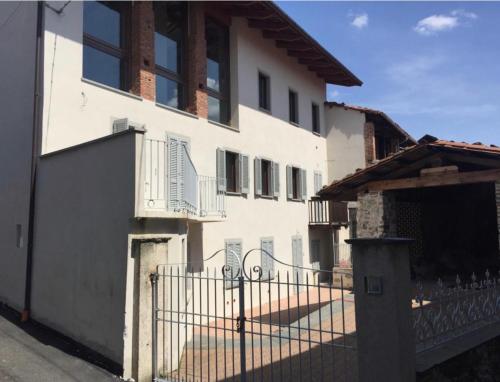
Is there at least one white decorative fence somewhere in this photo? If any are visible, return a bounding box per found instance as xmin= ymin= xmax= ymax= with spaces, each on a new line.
xmin=413 ymin=270 xmax=500 ymax=353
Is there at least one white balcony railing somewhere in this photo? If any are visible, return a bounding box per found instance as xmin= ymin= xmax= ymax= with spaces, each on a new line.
xmin=143 ymin=138 xmax=226 ymax=218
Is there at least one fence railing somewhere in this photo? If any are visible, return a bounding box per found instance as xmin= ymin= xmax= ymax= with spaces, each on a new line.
xmin=151 ymin=249 xmax=357 ymax=382
xmin=413 ymin=270 xmax=500 ymax=353
xmin=143 ymin=138 xmax=226 ymax=218
xmin=308 ymin=199 xmax=348 ymax=225
xmin=333 ymin=243 xmax=352 ymax=268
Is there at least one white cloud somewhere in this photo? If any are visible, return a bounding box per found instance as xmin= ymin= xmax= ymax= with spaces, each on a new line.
xmin=414 ymin=15 xmax=458 ymax=35
xmin=328 ymin=89 xmax=340 ymax=100
xmin=451 ymin=9 xmax=478 ymax=20
xmin=350 ymin=13 xmax=368 ymax=29
xmin=414 ymin=10 xmax=478 ymax=36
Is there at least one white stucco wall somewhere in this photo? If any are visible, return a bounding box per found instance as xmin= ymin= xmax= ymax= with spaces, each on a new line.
xmin=41 ymin=4 xmax=329 ymax=274
xmin=325 ymin=105 xmax=366 ymax=183
xmin=0 ymin=1 xmax=39 ymax=310
xmin=31 ymin=131 xmax=139 ymax=364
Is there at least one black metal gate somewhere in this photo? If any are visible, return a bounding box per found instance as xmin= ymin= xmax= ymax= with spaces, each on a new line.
xmin=151 ymin=249 xmax=357 ymax=382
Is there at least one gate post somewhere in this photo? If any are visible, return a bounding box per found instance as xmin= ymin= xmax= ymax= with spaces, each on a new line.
xmin=347 ymin=238 xmax=415 ymax=382
xmin=150 ymin=272 xmax=159 ymax=382
xmin=238 ymin=276 xmax=247 ymax=382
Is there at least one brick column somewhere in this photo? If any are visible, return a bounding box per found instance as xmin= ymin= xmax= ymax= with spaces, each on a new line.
xmin=130 ymin=1 xmax=155 ymax=101
xmin=185 ymin=2 xmax=208 ymax=118
xmin=364 ymin=122 xmax=375 ymax=166
xmin=357 ymin=191 xmax=397 ymax=238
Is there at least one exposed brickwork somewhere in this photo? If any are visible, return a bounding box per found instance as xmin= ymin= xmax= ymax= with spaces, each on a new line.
xmin=364 ymin=122 xmax=376 ymax=166
xmin=185 ymin=2 xmax=208 ymax=118
xmin=130 ymin=1 xmax=155 ymax=101
xmin=356 ymin=191 xmax=397 ymax=238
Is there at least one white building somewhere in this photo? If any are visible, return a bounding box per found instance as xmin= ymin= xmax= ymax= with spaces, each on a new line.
xmin=0 ymin=1 xmax=413 ymax=379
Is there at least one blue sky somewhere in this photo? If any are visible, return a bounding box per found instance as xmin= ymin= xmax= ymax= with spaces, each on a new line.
xmin=278 ymin=1 xmax=500 ymax=145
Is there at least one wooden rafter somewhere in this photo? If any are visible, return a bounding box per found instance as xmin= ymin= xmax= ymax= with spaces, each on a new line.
xmin=248 ymin=19 xmax=288 ymax=30
xmin=276 ymin=40 xmax=310 ymax=50
xmin=287 ymin=49 xmax=322 ymax=59
xmin=361 ymin=169 xmax=500 ymax=192
xmin=262 ymin=30 xmax=300 ymax=41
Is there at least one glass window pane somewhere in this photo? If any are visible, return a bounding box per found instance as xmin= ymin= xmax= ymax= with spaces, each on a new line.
xmin=208 ymin=96 xmax=220 ymax=122
xmin=207 ymin=58 xmax=220 ymax=92
xmin=155 ymin=32 xmax=178 ymax=73
xmin=83 ymin=45 xmax=121 ymax=89
xmin=156 ymin=75 xmax=181 ymax=109
xmin=83 ymin=2 xmax=121 ymax=47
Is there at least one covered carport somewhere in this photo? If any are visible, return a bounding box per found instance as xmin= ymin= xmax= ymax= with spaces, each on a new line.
xmin=319 ymin=135 xmax=500 ymax=280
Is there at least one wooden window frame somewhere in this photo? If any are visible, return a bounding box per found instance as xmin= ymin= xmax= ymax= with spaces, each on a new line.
xmin=82 ymin=1 xmax=130 ymax=91
xmin=289 ymin=88 xmax=299 ymax=125
xmin=258 ymin=71 xmax=271 ymax=112
xmin=206 ymin=17 xmax=230 ymax=125
xmin=154 ymin=2 xmax=187 ymax=109
xmin=312 ymin=102 xmax=320 ymax=134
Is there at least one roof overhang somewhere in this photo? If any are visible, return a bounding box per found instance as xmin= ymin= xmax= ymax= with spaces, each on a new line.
xmin=218 ymin=2 xmax=362 ymax=87
xmin=318 ymin=137 xmax=500 ymax=201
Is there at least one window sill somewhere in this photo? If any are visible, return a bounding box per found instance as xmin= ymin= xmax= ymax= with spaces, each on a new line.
xmin=257 ymin=194 xmax=276 ymax=200
xmin=288 ymin=198 xmax=305 ymax=203
xmin=208 ymin=119 xmax=239 ymax=132
xmin=81 ymin=78 xmax=143 ymax=101
xmin=312 ymin=131 xmax=321 ymax=137
xmin=226 ymin=191 xmax=245 ymax=197
xmin=289 ymin=121 xmax=300 ymax=128
xmin=156 ymin=102 xmax=199 ymax=119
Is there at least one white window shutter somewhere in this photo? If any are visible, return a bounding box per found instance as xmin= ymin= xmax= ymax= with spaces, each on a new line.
xmin=319 ymin=172 xmax=323 ymax=192
xmin=216 ymin=148 xmax=226 ymax=192
xmin=225 ymin=241 xmax=241 ymax=288
xmin=261 ymin=239 xmax=274 ymax=280
xmin=112 ymin=118 xmax=129 ymax=133
xmin=168 ymin=137 xmax=181 ymax=210
xmin=286 ymin=165 xmax=293 ymax=199
xmin=254 ymin=157 xmax=262 ymax=196
xmin=240 ymin=154 xmax=249 ymax=194
xmin=273 ymin=162 xmax=280 ymax=198
xmin=300 ymin=168 xmax=307 ymax=201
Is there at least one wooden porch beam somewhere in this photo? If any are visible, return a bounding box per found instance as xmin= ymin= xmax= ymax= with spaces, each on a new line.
xmin=361 ymin=169 xmax=500 ymax=192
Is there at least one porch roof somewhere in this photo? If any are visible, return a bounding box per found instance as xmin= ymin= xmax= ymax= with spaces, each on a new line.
xmin=318 ymin=135 xmax=500 ymax=201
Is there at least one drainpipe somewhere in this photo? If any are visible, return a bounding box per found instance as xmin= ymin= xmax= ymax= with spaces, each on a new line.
xmin=22 ymin=1 xmax=45 ymax=322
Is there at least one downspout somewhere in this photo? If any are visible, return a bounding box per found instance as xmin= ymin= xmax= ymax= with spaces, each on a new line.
xmin=22 ymin=1 xmax=45 ymax=322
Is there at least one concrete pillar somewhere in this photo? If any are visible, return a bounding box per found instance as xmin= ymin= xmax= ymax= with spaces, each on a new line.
xmin=131 ymin=239 xmax=168 ymax=382
xmin=347 ymin=237 xmax=415 ymax=382
xmin=356 ymin=191 xmax=397 ymax=238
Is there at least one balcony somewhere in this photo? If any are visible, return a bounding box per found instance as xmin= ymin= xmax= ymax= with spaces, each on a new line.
xmin=308 ymin=198 xmax=348 ymax=226
xmin=140 ymin=138 xmax=226 ymax=221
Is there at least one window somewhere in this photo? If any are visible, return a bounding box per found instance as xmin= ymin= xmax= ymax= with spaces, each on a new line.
xmin=83 ymin=1 xmax=128 ymax=90
xmin=216 ymin=149 xmax=249 ymax=194
xmin=314 ymin=171 xmax=323 ymax=194
xmin=286 ymin=166 xmax=306 ymax=201
xmin=312 ymin=103 xmax=320 ymax=134
xmin=154 ymin=2 xmax=186 ymax=109
xmin=289 ymin=89 xmax=299 ymax=124
xmin=225 ymin=239 xmax=242 ymax=288
xmin=225 ymin=151 xmax=239 ymax=193
xmin=255 ymin=158 xmax=279 ymax=198
xmin=206 ymin=18 xmax=230 ymax=124
xmin=261 ymin=238 xmax=275 ymax=280
xmin=258 ymin=72 xmax=270 ymax=111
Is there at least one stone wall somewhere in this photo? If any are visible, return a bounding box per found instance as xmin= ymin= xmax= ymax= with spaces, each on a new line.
xmin=356 ymin=191 xmax=397 ymax=238
xmin=496 ymin=182 xmax=500 ymax=252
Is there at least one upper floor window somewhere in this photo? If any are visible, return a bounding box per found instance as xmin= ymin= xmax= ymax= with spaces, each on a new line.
xmin=83 ymin=1 xmax=128 ymax=90
xmin=258 ymin=72 xmax=271 ymax=112
xmin=154 ymin=2 xmax=186 ymax=109
xmin=312 ymin=103 xmax=320 ymax=134
xmin=216 ymin=149 xmax=249 ymax=195
xmin=206 ymin=18 xmax=230 ymax=124
xmin=286 ymin=166 xmax=306 ymax=201
xmin=289 ymin=89 xmax=299 ymax=124
xmin=255 ymin=158 xmax=279 ymax=198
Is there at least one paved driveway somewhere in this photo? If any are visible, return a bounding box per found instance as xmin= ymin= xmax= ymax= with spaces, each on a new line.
xmin=0 ymin=308 xmax=119 ymax=382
